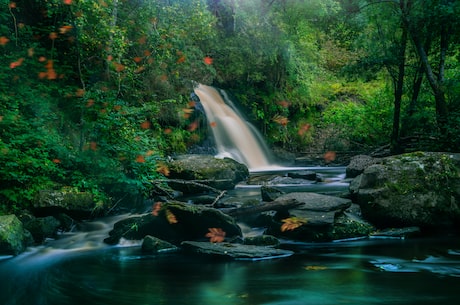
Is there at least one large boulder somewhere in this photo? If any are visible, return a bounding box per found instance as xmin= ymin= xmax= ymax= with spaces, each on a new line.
xmin=349 ymin=152 xmax=460 ymax=229
xmin=0 ymin=215 xmax=33 ymax=255
xmin=104 ymin=201 xmax=242 ymax=245
xmin=265 ymin=192 xmax=373 ymax=241
xmin=346 ymin=154 xmax=378 ymax=178
xmin=33 ymin=189 xmax=101 ymax=219
xmin=166 ymin=155 xmax=249 ymax=193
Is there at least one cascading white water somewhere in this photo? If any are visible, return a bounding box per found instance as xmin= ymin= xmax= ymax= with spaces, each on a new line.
xmin=193 ymin=84 xmax=274 ymax=170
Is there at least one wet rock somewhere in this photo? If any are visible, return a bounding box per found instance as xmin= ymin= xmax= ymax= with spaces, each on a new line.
xmin=33 ymin=189 xmax=102 ymax=219
xmin=166 ymin=154 xmax=249 ymax=193
xmin=181 ymin=241 xmax=294 ymax=260
xmin=23 ymin=216 xmax=60 ymax=243
xmin=0 ymin=215 xmax=33 ymax=255
xmin=346 ymin=155 xmax=378 ymax=178
xmin=277 ymin=192 xmax=352 ymax=213
xmin=105 ymin=201 xmax=242 ymax=245
xmin=243 ymin=235 xmax=280 ymax=247
xmin=349 ymin=152 xmax=460 ymax=229
xmin=287 ymin=170 xmax=317 ymax=181
xmin=370 ymin=227 xmax=421 ymax=239
xmin=260 ymin=185 xmax=285 ymax=202
xmin=141 ymin=235 xmax=178 ymax=253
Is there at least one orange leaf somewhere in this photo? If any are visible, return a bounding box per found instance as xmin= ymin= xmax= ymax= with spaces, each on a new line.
xmin=151 ymin=202 xmax=161 ymax=216
xmin=324 ymin=151 xmax=336 ymax=163
xmin=135 ymin=155 xmax=145 ymax=163
xmin=298 ymin=123 xmax=311 ymax=136
xmin=49 ymin=32 xmax=58 ymax=40
xmin=0 ymin=36 xmax=10 ymax=46
xmin=273 ymin=115 xmax=289 ymax=127
xmin=277 ymin=100 xmax=291 ymax=108
xmin=203 ymin=56 xmax=213 ymax=65
xmin=163 ymin=128 xmax=172 ymax=134
xmin=52 ymin=158 xmax=61 ymax=164
xmin=114 ymin=62 xmax=125 ymax=72
xmin=205 ymin=228 xmax=226 ymax=243
xmin=281 ymin=217 xmax=307 ymax=232
xmin=156 ymin=162 xmax=170 ymax=176
xmin=140 ymin=121 xmax=151 ymax=129
xmin=209 ymin=121 xmax=217 ymax=128
xmin=63 ymin=0 xmax=72 ymax=5
xmin=9 ymin=2 xmax=16 ymax=9
xmin=133 ymin=56 xmax=143 ymax=63
xmin=187 ymin=120 xmax=199 ymax=132
xmin=176 ymin=55 xmax=186 ymax=64
xmin=166 ymin=210 xmax=178 ymax=224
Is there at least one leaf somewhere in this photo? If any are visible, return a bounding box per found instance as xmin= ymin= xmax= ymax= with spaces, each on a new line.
xmin=304 ymin=265 xmax=328 ymax=271
xmin=166 ymin=210 xmax=178 ymax=224
xmin=281 ymin=217 xmax=307 ymax=232
xmin=151 ymin=202 xmax=161 ymax=216
xmin=298 ymin=123 xmax=311 ymax=136
xmin=140 ymin=121 xmax=151 ymax=129
xmin=0 ymin=36 xmax=10 ymax=46
xmin=156 ymin=162 xmax=170 ymax=176
xmin=324 ymin=151 xmax=336 ymax=163
xmin=205 ymin=228 xmax=226 ymax=243
xmin=273 ymin=115 xmax=289 ymax=126
xmin=203 ymin=56 xmax=213 ymax=65
xmin=135 ymin=155 xmax=145 ymax=163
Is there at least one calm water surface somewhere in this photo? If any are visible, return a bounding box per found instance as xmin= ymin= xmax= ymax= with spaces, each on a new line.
xmin=1 ymin=167 xmax=459 ymax=305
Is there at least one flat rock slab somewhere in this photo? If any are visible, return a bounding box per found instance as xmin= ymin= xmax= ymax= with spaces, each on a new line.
xmin=277 ymin=192 xmax=352 ymax=212
xmin=181 ymin=241 xmax=294 ymax=261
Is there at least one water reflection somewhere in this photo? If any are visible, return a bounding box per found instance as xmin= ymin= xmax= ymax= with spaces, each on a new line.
xmin=1 ymin=236 xmax=460 ymax=305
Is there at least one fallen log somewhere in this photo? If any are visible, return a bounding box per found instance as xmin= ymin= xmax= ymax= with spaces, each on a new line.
xmin=220 ymin=198 xmax=301 ymax=217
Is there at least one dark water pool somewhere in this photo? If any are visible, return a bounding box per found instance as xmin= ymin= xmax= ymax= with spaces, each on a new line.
xmin=1 ymin=235 xmax=459 ymax=305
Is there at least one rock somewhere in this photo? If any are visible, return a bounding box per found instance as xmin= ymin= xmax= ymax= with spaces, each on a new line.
xmin=346 ymin=155 xmax=378 ymax=178
xmin=105 ymin=201 xmax=242 ymax=245
xmin=23 ymin=216 xmax=60 ymax=243
xmin=0 ymin=215 xmax=33 ymax=255
xmin=181 ymin=241 xmax=294 ymax=260
xmin=243 ymin=235 xmax=280 ymax=247
xmin=141 ymin=235 xmax=178 ymax=253
xmin=287 ymin=170 xmax=317 ymax=181
xmin=264 ymin=193 xmax=354 ymax=242
xmin=33 ymin=189 xmax=101 ymax=219
xmin=277 ymin=192 xmax=352 ymax=213
xmin=370 ymin=227 xmax=421 ymax=239
xmin=260 ymin=185 xmax=285 ymax=202
xmin=350 ymin=152 xmax=460 ymax=229
xmin=329 ymin=212 xmax=375 ymax=240
xmin=167 ymin=155 xmax=249 ymax=193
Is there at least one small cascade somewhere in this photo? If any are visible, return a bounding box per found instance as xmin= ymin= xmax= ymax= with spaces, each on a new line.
xmin=193 ymin=84 xmax=275 ymax=170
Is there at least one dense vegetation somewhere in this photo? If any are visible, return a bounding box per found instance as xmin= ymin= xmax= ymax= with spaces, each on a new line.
xmin=1 ymin=0 xmax=459 ymax=214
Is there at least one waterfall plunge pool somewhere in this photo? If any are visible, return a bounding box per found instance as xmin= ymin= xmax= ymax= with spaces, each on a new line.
xmin=1 ymin=166 xmax=460 ymax=305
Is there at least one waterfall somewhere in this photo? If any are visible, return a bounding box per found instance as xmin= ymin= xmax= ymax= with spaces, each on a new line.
xmin=193 ymin=84 xmax=275 ymax=170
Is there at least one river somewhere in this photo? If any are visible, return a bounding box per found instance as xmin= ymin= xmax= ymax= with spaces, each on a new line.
xmin=1 ymin=166 xmax=460 ymax=305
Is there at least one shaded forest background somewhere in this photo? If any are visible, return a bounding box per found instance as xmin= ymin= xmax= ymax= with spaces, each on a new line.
xmin=1 ymin=0 xmax=459 ymax=213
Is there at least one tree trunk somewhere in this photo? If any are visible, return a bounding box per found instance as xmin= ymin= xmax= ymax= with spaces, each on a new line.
xmin=390 ymin=17 xmax=408 ymax=154
xmin=402 ymin=6 xmax=449 ymax=136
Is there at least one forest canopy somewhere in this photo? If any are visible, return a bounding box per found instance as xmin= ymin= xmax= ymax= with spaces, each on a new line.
xmin=1 ymin=0 xmax=459 ymax=213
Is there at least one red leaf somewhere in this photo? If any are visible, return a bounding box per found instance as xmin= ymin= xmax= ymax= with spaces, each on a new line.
xmin=205 ymin=228 xmax=226 ymax=243
xmin=203 ymin=56 xmax=213 ymax=65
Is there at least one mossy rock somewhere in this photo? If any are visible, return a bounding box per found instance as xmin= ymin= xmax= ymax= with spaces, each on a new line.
xmin=350 ymin=152 xmax=460 ymax=229
xmin=0 ymin=215 xmax=33 ymax=255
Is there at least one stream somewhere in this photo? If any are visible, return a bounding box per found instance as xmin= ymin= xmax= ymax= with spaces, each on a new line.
xmin=1 ymin=167 xmax=460 ymax=305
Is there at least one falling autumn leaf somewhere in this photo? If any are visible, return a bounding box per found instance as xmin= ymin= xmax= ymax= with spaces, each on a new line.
xmin=166 ymin=210 xmax=178 ymax=224
xmin=281 ymin=217 xmax=307 ymax=232
xmin=133 ymin=56 xmax=143 ymax=63
xmin=209 ymin=121 xmax=217 ymax=128
xmin=304 ymin=265 xmax=328 ymax=271
xmin=176 ymin=55 xmax=186 ymax=64
xmin=63 ymin=0 xmax=73 ymax=5
xmin=151 ymin=202 xmax=162 ymax=216
xmin=188 ymin=100 xmax=196 ymax=108
xmin=187 ymin=120 xmax=199 ymax=132
xmin=9 ymin=2 xmax=16 ymax=9
xmin=140 ymin=120 xmax=151 ymax=129
xmin=163 ymin=128 xmax=172 ymax=134
xmin=273 ymin=115 xmax=289 ymax=127
xmin=324 ymin=151 xmax=336 ymax=163
xmin=135 ymin=155 xmax=145 ymax=163
xmin=49 ymin=32 xmax=58 ymax=40
xmin=203 ymin=56 xmax=213 ymax=65
xmin=206 ymin=228 xmax=226 ymax=243
xmin=52 ymin=158 xmax=61 ymax=164
xmin=0 ymin=36 xmax=10 ymax=46
xmin=156 ymin=162 xmax=170 ymax=176
xmin=298 ymin=123 xmax=311 ymax=136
